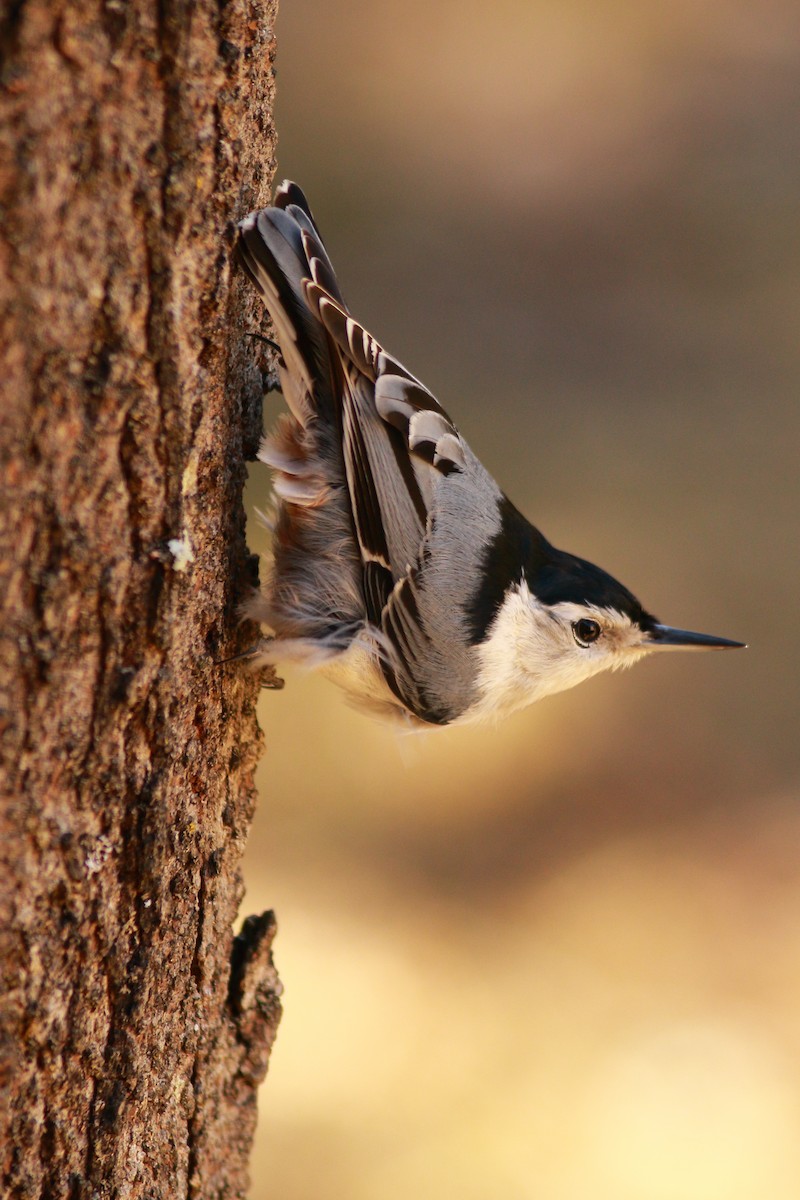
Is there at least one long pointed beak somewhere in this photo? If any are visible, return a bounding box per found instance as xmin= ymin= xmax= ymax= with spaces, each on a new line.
xmin=648 ymin=624 xmax=747 ymax=652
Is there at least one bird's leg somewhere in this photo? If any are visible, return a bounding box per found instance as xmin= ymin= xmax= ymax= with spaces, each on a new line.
xmin=246 ymin=331 xmax=280 ymax=353
xmin=215 ymin=639 xmax=286 ymax=690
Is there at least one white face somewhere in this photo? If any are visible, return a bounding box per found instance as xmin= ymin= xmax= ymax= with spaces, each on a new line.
xmin=470 ymin=581 xmax=653 ymax=721
xmin=527 ymin=597 xmax=652 ymax=689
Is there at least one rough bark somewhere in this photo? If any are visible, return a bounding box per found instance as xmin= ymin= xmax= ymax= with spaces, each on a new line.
xmin=0 ymin=2 xmax=281 ymax=1196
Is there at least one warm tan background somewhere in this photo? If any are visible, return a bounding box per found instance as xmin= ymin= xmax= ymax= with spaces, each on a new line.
xmin=242 ymin=2 xmax=800 ymax=1197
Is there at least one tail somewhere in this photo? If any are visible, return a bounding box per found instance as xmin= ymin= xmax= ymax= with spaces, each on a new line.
xmin=235 ymin=182 xmax=367 ymax=653
xmin=236 ymin=181 xmax=345 ymax=426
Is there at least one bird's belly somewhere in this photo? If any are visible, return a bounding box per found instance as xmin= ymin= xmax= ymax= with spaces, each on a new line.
xmin=319 ymin=638 xmax=414 ymax=724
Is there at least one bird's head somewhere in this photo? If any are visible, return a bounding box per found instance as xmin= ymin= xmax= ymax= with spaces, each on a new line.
xmin=473 ymin=546 xmax=745 ymax=717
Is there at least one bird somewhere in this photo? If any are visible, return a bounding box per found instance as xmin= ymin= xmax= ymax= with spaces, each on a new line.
xmin=235 ymin=181 xmax=745 ymax=727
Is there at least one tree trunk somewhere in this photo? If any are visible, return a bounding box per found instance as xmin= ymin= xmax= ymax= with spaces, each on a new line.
xmin=0 ymin=2 xmax=281 ymax=1195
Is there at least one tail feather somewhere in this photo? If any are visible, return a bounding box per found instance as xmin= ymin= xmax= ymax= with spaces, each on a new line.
xmin=235 ymin=183 xmax=367 ymax=652
xmin=236 ymin=196 xmax=345 ymax=424
xmin=274 ymin=183 xmax=344 ymax=306
xmin=274 ymin=179 xmax=318 ymax=224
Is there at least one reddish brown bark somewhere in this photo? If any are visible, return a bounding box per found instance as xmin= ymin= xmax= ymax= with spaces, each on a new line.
xmin=0 ymin=1 xmax=281 ymax=1195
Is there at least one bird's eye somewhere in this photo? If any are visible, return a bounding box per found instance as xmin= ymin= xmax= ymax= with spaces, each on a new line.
xmin=572 ymin=618 xmax=602 ymax=648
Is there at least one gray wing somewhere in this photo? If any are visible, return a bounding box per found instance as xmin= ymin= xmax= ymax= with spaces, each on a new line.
xmin=302 ymin=277 xmax=504 ymax=724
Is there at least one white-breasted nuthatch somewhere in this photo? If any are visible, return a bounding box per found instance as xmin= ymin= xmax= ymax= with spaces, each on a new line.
xmin=236 ymin=181 xmax=744 ymax=727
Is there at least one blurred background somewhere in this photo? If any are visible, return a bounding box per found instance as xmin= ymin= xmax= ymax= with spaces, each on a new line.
xmin=242 ymin=2 xmax=800 ymax=1197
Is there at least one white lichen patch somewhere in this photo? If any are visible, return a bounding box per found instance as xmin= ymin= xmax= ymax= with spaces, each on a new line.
xmin=167 ymin=534 xmax=195 ymax=572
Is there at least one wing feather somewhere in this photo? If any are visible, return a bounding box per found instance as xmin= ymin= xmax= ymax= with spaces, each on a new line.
xmin=341 ymin=384 xmax=392 ymax=568
xmin=307 ymin=278 xmax=476 ymax=722
xmin=381 ymin=570 xmax=453 ymax=725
